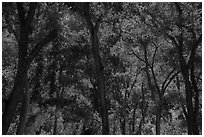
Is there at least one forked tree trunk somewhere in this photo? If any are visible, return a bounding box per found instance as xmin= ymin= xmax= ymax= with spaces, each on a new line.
xmin=173 ymin=3 xmax=201 ymax=134
xmin=2 ymin=2 xmax=57 ymax=133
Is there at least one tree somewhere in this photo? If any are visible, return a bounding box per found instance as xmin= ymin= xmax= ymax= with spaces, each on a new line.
xmin=66 ymin=2 xmax=110 ymax=134
xmin=2 ymin=2 xmax=58 ymax=134
xmin=2 ymin=2 xmax=202 ymax=135
xmin=144 ymin=3 xmax=201 ymax=134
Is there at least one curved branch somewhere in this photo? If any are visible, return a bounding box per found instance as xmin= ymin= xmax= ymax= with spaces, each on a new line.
xmin=162 ymin=71 xmax=180 ymax=94
xmin=161 ymin=68 xmax=175 ymax=91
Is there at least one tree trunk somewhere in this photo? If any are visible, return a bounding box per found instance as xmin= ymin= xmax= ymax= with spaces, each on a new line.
xmin=132 ymin=108 xmax=136 ymax=134
xmin=190 ymin=57 xmax=199 ymax=134
xmin=53 ymin=114 xmax=58 ymax=135
xmin=173 ymin=3 xmax=200 ymax=134
xmin=84 ymin=8 xmax=109 ymax=134
xmin=177 ymin=44 xmax=194 ymax=134
xmin=2 ymin=3 xmax=36 ymax=134
xmin=136 ymin=119 xmax=142 ymax=135
xmin=120 ymin=116 xmax=126 ymax=135
xmin=137 ymin=82 xmax=146 ymax=135
xmin=2 ymin=61 xmax=28 ymax=134
xmin=182 ymin=73 xmax=194 ymax=135
xmin=16 ymin=76 xmax=30 ymax=135
xmin=155 ymin=99 xmax=162 ymax=135
xmin=91 ymin=27 xmax=109 ymax=135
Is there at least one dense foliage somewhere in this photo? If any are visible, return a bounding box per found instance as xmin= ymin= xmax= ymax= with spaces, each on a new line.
xmin=2 ymin=2 xmax=202 ymax=135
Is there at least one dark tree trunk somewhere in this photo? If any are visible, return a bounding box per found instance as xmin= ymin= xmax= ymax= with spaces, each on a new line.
xmin=120 ymin=116 xmax=126 ymax=135
xmin=156 ymin=99 xmax=162 ymax=135
xmin=136 ymin=120 xmax=142 ymax=135
xmin=173 ymin=3 xmax=201 ymax=134
xmin=16 ymin=76 xmax=30 ymax=135
xmin=190 ymin=45 xmax=199 ymax=135
xmin=132 ymin=108 xmax=136 ymax=134
xmin=90 ymin=24 xmax=109 ymax=135
xmin=2 ymin=2 xmax=57 ymax=134
xmin=53 ymin=114 xmax=58 ymax=135
xmin=2 ymin=62 xmax=28 ymax=134
xmin=176 ymin=36 xmax=194 ymax=135
xmin=137 ymin=82 xmax=146 ymax=135
xmin=82 ymin=4 xmax=109 ymax=134
xmin=2 ymin=3 xmax=36 ymax=134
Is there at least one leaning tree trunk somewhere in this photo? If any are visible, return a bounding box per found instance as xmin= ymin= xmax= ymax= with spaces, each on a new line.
xmin=2 ymin=3 xmax=35 ymax=134
xmin=2 ymin=33 xmax=30 ymax=135
xmin=2 ymin=2 xmax=57 ymax=134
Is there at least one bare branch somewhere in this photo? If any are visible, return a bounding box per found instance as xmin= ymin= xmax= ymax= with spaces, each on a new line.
xmin=151 ymin=43 xmax=159 ymax=67
xmin=131 ymin=49 xmax=146 ymax=63
xmin=161 ymin=68 xmax=176 ymax=91
xmin=162 ymin=71 xmax=180 ymax=94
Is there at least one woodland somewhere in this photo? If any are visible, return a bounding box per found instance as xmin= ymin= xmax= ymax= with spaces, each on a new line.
xmin=2 ymin=2 xmax=202 ymax=135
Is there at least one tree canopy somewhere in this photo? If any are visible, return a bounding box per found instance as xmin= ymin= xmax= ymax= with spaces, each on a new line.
xmin=2 ymin=2 xmax=202 ymax=135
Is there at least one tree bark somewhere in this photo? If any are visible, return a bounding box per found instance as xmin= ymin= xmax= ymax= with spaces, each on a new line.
xmin=16 ymin=75 xmax=30 ymax=135
xmin=2 ymin=42 xmax=29 ymax=135
xmin=83 ymin=5 xmax=109 ymax=134
xmin=132 ymin=108 xmax=136 ymax=134
xmin=89 ymin=23 xmax=109 ymax=135
xmin=190 ymin=51 xmax=199 ymax=135
xmin=173 ymin=3 xmax=201 ymax=134
xmin=2 ymin=3 xmax=35 ymax=134
xmin=176 ymin=33 xmax=194 ymax=135
xmin=155 ymin=98 xmax=162 ymax=135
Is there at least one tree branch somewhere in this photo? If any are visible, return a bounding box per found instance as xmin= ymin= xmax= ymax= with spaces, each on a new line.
xmin=163 ymin=71 xmax=180 ymax=94
xmin=187 ymin=35 xmax=202 ymax=68
xmin=26 ymin=29 xmax=58 ymax=64
xmin=161 ymin=68 xmax=175 ymax=91
xmin=150 ymin=66 xmax=160 ymax=94
xmin=151 ymin=42 xmax=159 ymax=67
xmin=17 ymin=3 xmax=26 ymax=27
xmin=25 ymin=3 xmax=37 ymax=27
xmin=131 ymin=49 xmax=146 ymax=64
